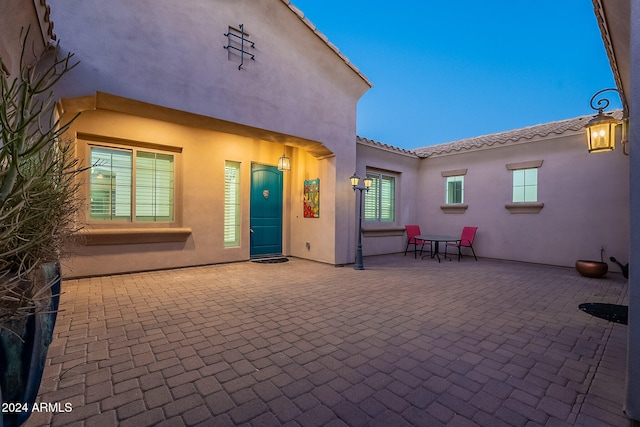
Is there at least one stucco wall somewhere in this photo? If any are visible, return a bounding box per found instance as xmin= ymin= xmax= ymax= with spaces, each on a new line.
xmin=0 ymin=0 xmax=52 ymax=75
xmin=355 ymin=142 xmax=421 ymax=256
xmin=64 ymin=107 xmax=334 ymax=277
xmin=416 ymin=132 xmax=630 ymax=268
xmin=48 ymin=0 xmax=370 ymax=273
xmin=625 ymin=0 xmax=639 ymax=418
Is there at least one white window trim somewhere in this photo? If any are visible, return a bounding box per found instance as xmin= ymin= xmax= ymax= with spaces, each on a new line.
xmin=505 ymin=160 xmax=544 ymax=214
xmin=224 ymin=161 xmax=241 ymax=248
xmin=440 ymin=168 xmax=468 ymax=214
xmin=364 ymin=169 xmax=398 ymax=224
xmin=79 ymin=134 xmax=185 ymax=244
xmin=89 ymin=145 xmax=176 ymax=223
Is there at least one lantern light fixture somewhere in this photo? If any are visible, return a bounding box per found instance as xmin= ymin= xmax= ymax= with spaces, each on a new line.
xmin=585 ymin=88 xmax=628 ymax=155
xmin=277 ymin=146 xmax=290 ymax=171
xmin=350 ymin=173 xmax=373 ymax=189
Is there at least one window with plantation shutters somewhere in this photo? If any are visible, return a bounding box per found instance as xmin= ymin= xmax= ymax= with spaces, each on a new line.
xmin=90 ymin=147 xmax=132 ymax=220
xmin=136 ymin=152 xmax=174 ymax=222
xmin=445 ymin=176 xmax=464 ymax=204
xmin=224 ymin=161 xmax=241 ymax=247
xmin=89 ymin=146 xmax=174 ymax=222
xmin=364 ymin=171 xmax=395 ymax=223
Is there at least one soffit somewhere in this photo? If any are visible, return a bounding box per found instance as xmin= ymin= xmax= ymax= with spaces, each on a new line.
xmin=60 ymin=92 xmax=334 ymax=160
xmin=592 ymin=0 xmax=630 ymax=109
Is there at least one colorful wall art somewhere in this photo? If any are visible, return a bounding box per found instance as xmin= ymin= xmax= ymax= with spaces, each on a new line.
xmin=303 ymin=179 xmax=320 ymax=218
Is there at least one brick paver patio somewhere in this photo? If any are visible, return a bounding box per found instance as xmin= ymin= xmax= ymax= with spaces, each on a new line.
xmin=23 ymin=254 xmax=629 ymax=426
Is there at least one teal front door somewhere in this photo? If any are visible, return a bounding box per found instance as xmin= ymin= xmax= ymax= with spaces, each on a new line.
xmin=250 ymin=164 xmax=283 ymax=257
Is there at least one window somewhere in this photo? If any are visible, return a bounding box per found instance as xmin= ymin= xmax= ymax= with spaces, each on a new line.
xmin=224 ymin=161 xmax=241 ymax=247
xmin=365 ymin=172 xmax=395 ymax=223
xmin=445 ymin=176 xmax=464 ymax=204
xmin=505 ymin=160 xmax=543 ymax=213
xmin=512 ymin=168 xmax=538 ymax=202
xmin=90 ymin=146 xmax=174 ymax=222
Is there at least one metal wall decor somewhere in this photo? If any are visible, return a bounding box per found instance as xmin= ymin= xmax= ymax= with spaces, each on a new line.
xmin=224 ymin=24 xmax=255 ymax=70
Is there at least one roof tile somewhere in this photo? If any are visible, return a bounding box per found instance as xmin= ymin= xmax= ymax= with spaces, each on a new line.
xmin=412 ymin=110 xmax=623 ymax=158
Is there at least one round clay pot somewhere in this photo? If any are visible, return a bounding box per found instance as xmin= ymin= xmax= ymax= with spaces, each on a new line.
xmin=575 ymin=260 xmax=608 ymax=278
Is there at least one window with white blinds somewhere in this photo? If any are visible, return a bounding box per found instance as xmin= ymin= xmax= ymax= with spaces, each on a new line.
xmin=364 ymin=172 xmax=395 ymax=223
xmin=89 ymin=146 xmax=174 ymax=222
xmin=224 ymin=161 xmax=241 ymax=247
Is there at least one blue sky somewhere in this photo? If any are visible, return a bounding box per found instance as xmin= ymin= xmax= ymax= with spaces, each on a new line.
xmin=291 ymin=1 xmax=620 ymax=149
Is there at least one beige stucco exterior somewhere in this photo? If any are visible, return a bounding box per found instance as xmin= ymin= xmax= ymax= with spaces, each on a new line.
xmin=0 ymin=0 xmax=53 ymax=75
xmin=1 ymin=1 xmax=632 ymax=275
xmin=43 ymin=0 xmax=371 ymax=277
xmin=417 ymin=132 xmax=629 ymax=267
xmin=357 ymin=124 xmax=630 ymax=269
xmin=355 ymin=140 xmax=421 ymax=256
xmin=3 ymin=0 xmax=638 ymax=423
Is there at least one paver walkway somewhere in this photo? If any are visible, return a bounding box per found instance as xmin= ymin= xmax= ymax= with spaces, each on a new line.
xmin=23 ymin=254 xmax=629 ymax=426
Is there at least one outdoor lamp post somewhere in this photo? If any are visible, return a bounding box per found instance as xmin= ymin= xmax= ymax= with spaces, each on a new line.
xmin=585 ymin=88 xmax=627 ymax=154
xmin=350 ymin=172 xmax=373 ymax=270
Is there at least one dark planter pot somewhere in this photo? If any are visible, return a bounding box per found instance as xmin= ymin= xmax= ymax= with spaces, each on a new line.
xmin=0 ymin=262 xmax=61 ymax=427
xmin=575 ymin=260 xmax=608 ymax=278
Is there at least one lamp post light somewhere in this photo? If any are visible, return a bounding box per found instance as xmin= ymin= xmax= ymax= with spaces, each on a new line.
xmin=350 ymin=172 xmax=373 ymax=270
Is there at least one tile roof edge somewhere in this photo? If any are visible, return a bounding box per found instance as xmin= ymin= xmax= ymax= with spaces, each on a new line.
xmin=283 ymin=1 xmax=373 ymax=88
xmin=413 ymin=110 xmax=623 ymax=158
xmin=38 ymin=0 xmax=56 ymax=43
xmin=356 ymin=136 xmax=419 ymax=158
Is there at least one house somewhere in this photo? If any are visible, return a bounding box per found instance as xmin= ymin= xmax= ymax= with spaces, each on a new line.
xmin=357 ymin=113 xmax=630 ymax=267
xmin=2 ymin=0 xmax=372 ymax=277
xmin=2 ymin=0 xmax=638 ymax=422
xmin=4 ymin=0 xmax=628 ymax=274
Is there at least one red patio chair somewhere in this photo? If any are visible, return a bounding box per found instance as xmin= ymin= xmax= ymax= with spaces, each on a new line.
xmin=446 ymin=226 xmax=478 ymax=261
xmin=404 ymin=225 xmax=431 ymax=258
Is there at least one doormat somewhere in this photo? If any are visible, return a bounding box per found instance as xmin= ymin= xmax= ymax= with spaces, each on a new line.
xmin=579 ymin=303 xmax=628 ymax=325
xmin=252 ymin=257 xmax=289 ymax=264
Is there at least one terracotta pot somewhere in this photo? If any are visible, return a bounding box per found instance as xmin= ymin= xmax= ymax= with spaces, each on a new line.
xmin=575 ymin=260 xmax=608 ymax=278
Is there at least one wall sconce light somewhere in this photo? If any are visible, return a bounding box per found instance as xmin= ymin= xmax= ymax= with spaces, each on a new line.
xmin=585 ymin=88 xmax=628 ymax=155
xmin=350 ymin=172 xmax=373 ymax=270
xmin=277 ymin=147 xmax=290 ymax=171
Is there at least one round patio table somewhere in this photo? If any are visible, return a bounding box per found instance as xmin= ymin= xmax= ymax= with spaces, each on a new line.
xmin=416 ymin=234 xmax=459 ymax=263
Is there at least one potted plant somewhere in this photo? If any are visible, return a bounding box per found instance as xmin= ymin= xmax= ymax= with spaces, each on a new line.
xmin=0 ymin=31 xmax=81 ymax=426
xmin=575 ymin=247 xmax=609 ymax=278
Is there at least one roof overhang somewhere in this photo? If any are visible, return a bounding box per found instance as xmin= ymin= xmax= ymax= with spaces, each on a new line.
xmin=282 ymin=0 xmax=372 ymax=89
xmin=59 ymin=91 xmax=334 ymax=160
xmin=592 ymin=0 xmax=630 ymax=109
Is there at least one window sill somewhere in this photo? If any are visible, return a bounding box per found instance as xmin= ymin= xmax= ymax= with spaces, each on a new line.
xmin=505 ymin=202 xmax=544 ymax=214
xmin=80 ymin=227 xmax=192 ymax=245
xmin=362 ymin=226 xmax=406 ymax=237
xmin=440 ymin=204 xmax=468 ymax=214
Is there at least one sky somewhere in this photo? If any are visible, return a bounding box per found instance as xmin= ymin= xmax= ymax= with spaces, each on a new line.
xmin=290 ymin=1 xmax=621 ymax=150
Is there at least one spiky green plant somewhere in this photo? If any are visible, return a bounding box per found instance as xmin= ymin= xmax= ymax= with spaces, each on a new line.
xmin=0 ymin=29 xmax=82 ymax=323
